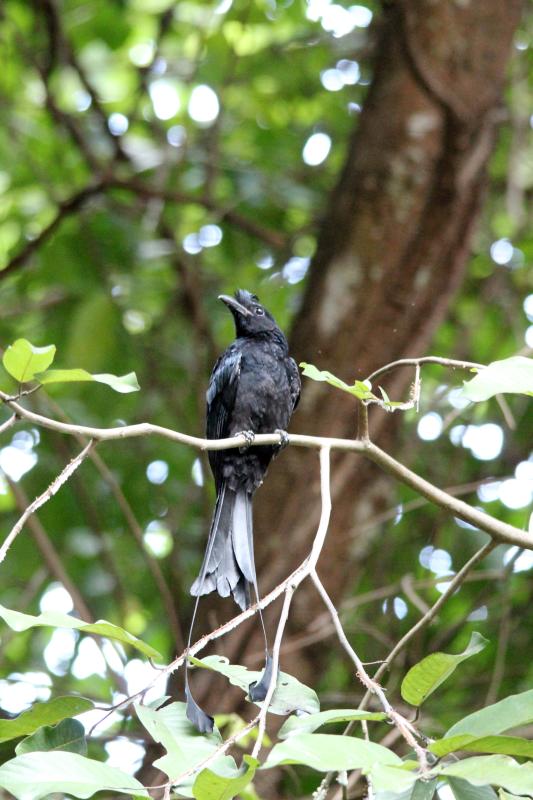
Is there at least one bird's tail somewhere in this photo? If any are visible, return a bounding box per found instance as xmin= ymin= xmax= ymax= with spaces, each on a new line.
xmin=190 ymin=484 xmax=256 ymax=611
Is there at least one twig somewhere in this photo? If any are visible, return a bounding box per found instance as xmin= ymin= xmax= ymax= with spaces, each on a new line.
xmin=0 ymin=174 xmax=287 ymax=280
xmin=311 ymin=570 xmax=428 ymax=772
xmin=142 ymin=448 xmax=332 ymax=792
xmin=251 ymin=584 xmax=295 ymax=759
xmin=320 ymin=540 xmax=498 ymax=799
xmin=0 ymin=440 xmax=94 ymax=564
xmin=1 ymin=391 xmax=530 ymax=550
xmin=0 ymin=414 xmax=17 ymax=436
xmin=366 ymin=356 xmax=483 ymax=384
xmin=151 ymin=717 xmax=259 ymax=792
xmin=0 ymin=183 xmax=106 ymax=280
xmin=364 ymin=540 xmax=497 ymax=693
xmin=107 ymin=178 xmax=287 ymax=249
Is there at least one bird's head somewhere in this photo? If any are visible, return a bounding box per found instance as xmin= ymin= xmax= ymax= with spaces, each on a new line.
xmin=219 ymin=290 xmax=279 ymax=337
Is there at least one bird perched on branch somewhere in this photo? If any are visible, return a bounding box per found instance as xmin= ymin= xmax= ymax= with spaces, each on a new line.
xmin=191 ymin=289 xmax=301 ymax=611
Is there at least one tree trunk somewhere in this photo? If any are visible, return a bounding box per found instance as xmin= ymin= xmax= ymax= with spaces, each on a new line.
xmin=197 ymin=0 xmax=522 ymax=703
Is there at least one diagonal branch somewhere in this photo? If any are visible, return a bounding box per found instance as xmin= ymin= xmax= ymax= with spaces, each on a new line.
xmin=310 ymin=570 xmax=428 ymax=772
xmin=0 ymin=440 xmax=94 ymax=564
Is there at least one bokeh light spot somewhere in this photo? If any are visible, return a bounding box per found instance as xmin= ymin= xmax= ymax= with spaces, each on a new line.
xmin=146 ymin=460 xmax=169 ymax=485
xmin=188 ymin=85 xmax=220 ymax=125
xmin=302 ymin=132 xmax=331 ymax=166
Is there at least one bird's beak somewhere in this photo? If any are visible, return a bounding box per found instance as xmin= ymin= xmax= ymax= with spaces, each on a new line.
xmin=218 ymin=295 xmax=251 ymax=316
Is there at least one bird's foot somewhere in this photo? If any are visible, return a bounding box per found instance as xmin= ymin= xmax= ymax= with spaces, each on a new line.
xmin=275 ymin=429 xmax=289 ymax=450
xmin=237 ymin=430 xmax=255 ymax=452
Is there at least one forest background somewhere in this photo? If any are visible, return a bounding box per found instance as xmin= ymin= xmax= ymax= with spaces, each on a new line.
xmin=0 ymin=0 xmax=532 ymax=798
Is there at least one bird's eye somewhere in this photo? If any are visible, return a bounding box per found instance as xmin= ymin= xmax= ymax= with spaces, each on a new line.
xmin=254 ymin=307 xmax=265 ymax=316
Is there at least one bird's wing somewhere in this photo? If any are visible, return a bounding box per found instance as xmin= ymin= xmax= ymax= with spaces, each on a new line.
xmin=287 ymin=356 xmax=301 ymax=412
xmin=206 ymin=345 xmax=242 ymax=441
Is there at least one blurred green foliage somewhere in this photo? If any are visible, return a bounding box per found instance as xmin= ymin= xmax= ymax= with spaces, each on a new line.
xmin=0 ymin=0 xmax=532 ymax=796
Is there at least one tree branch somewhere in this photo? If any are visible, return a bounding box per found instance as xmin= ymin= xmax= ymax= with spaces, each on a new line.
xmin=1 ymin=390 xmax=530 ymax=550
xmin=0 ymin=440 xmax=94 ymax=564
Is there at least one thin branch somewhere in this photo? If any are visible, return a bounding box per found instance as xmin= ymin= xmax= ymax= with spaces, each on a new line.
xmin=364 ymin=540 xmax=497 ymax=693
xmin=1 ymin=391 xmax=530 ymax=550
xmin=151 ymin=717 xmax=259 ymax=793
xmin=0 ymin=440 xmax=94 ymax=564
xmin=251 ymin=583 xmax=295 ymax=759
xmin=319 ymin=540 xmax=498 ymax=800
xmin=366 ymin=356 xmax=483 ymax=384
xmin=362 ymin=440 xmax=531 ymax=549
xmin=107 ymin=178 xmax=287 ymax=249
xmin=0 ymin=414 xmax=17 ymax=436
xmin=1 ymin=182 xmax=106 ymax=281
xmin=311 ymin=570 xmax=428 ymax=772
xmin=138 ymin=447 xmax=332 ymax=791
xmin=1 ymin=176 xmax=287 ymax=280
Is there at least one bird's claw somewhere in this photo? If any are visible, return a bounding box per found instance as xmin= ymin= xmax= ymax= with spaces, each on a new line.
xmin=237 ymin=430 xmax=255 ymax=451
xmin=275 ymin=429 xmax=289 ymax=449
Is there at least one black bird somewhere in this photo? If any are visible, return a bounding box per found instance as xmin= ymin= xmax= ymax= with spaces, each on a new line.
xmin=191 ymin=290 xmax=301 ymax=611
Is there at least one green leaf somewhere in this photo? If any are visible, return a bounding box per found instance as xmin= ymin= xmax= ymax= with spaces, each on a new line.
xmin=446 ymin=688 xmax=533 ymax=738
xmin=0 ymin=604 xmax=161 ymax=659
xmin=299 ymin=363 xmax=375 ymax=401
xmin=37 ymin=368 xmax=140 ymax=393
xmin=460 ymin=357 xmax=533 ymax=401
xmin=15 ymin=718 xmax=87 ymax=755
xmin=401 ymin=632 xmax=488 ymax=706
xmin=430 ymin=734 xmax=533 ymax=759
xmin=135 ymin=701 xmax=235 ymax=796
xmin=447 ymin=777 xmax=498 ymax=800
xmin=438 ymin=755 xmax=533 ymax=795
xmin=192 ymin=755 xmax=259 ymax=800
xmin=262 ymin=733 xmax=402 ymax=772
xmin=2 ymin=339 xmax=56 ymax=383
xmin=370 ymin=764 xmax=419 ymax=795
xmin=278 ymin=708 xmax=387 ymax=739
xmin=190 ymin=655 xmax=319 ymax=715
xmin=0 ymin=697 xmax=93 ymax=744
xmin=0 ymin=751 xmax=148 ymax=799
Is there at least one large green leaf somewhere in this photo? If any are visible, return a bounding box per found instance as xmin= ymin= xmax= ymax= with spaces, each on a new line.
xmin=446 ymin=777 xmax=499 ymax=800
xmin=401 ymin=632 xmax=488 ymax=706
xmin=439 ymin=755 xmax=533 ymax=795
xmin=371 ymin=768 xmax=424 ymax=797
xmin=278 ymin=708 xmax=386 ymax=739
xmin=262 ymin=733 xmax=402 ymax=772
xmin=135 ymin=701 xmax=235 ymax=797
xmin=37 ymin=368 xmax=140 ymax=393
xmin=190 ymin=655 xmax=319 ymax=715
xmin=15 ymin=718 xmax=87 ymax=755
xmin=192 ymin=755 xmax=259 ymax=800
xmin=373 ymin=775 xmax=435 ymax=799
xmin=460 ymin=357 xmax=533 ymax=401
xmin=0 ymin=751 xmax=148 ymax=799
xmin=0 ymin=604 xmax=161 ymax=659
xmin=446 ymin=688 xmax=533 ymax=738
xmin=0 ymin=697 xmax=93 ymax=744
xmin=430 ymin=734 xmax=533 ymax=759
xmin=2 ymin=339 xmax=56 ymax=382
xmin=299 ymin=362 xmax=375 ymax=401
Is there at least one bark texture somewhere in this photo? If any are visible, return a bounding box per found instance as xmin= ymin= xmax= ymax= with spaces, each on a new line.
xmin=198 ymin=0 xmax=522 ymax=700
